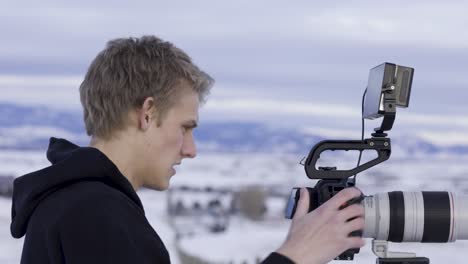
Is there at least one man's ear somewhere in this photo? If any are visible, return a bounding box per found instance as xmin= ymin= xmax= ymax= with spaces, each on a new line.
xmin=138 ymin=97 xmax=157 ymax=130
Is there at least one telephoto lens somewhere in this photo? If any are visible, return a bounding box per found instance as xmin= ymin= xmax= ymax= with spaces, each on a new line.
xmin=362 ymin=191 xmax=468 ymax=242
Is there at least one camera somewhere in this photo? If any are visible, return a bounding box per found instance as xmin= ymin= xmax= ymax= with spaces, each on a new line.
xmin=285 ymin=63 xmax=468 ymax=263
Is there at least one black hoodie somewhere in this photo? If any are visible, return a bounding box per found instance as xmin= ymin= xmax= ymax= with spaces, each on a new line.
xmin=11 ymin=138 xmax=294 ymax=264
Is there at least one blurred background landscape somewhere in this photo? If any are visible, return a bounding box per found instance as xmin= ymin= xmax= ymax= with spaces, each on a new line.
xmin=1 ymin=0 xmax=467 ymax=263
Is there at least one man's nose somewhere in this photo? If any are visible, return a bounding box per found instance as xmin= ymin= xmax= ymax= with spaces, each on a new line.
xmin=182 ymin=134 xmax=196 ymax=158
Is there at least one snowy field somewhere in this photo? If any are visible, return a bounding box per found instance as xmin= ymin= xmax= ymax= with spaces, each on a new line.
xmin=1 ymin=150 xmax=468 ymax=263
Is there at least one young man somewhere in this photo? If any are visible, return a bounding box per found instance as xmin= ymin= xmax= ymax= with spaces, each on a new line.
xmin=11 ymin=36 xmax=365 ymax=264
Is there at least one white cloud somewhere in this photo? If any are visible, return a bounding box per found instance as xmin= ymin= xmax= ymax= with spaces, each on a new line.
xmin=0 ymin=125 xmax=86 ymax=146
xmin=205 ymin=98 xmax=359 ymax=118
xmin=2 ymin=1 xmax=468 ymax=57
xmin=203 ymin=95 xmax=468 ymax=131
xmin=0 ymin=75 xmax=82 ymax=110
xmin=302 ymin=3 xmax=468 ymax=48
xmin=398 ymin=112 xmax=468 ymax=129
xmin=300 ymin=127 xmax=361 ymax=138
xmin=418 ymin=131 xmax=468 ymax=146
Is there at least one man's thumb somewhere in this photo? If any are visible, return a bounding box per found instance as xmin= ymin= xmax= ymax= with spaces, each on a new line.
xmin=293 ymin=188 xmax=310 ymax=218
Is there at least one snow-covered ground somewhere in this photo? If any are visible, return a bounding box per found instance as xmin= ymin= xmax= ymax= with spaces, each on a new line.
xmin=0 ymin=197 xmax=24 ymax=264
xmin=1 ymin=150 xmax=468 ymax=263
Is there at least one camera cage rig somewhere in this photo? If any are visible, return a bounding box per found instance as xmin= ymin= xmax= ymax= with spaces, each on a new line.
xmin=301 ymin=63 xmax=423 ymax=263
xmin=304 ymin=62 xmax=414 ymax=181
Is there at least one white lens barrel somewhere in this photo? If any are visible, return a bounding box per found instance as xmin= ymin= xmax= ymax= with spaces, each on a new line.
xmin=454 ymin=193 xmax=468 ymax=241
xmin=363 ymin=191 xmax=468 ymax=242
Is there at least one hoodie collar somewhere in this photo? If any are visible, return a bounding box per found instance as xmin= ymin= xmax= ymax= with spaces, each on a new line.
xmin=11 ymin=137 xmax=144 ymax=238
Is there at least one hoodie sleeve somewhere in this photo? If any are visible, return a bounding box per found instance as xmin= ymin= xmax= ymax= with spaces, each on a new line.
xmin=261 ymin=252 xmax=295 ymax=264
xmin=55 ymin=194 xmax=157 ymax=264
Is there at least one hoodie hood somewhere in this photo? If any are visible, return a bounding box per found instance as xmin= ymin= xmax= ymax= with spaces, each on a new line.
xmin=11 ymin=137 xmax=143 ymax=238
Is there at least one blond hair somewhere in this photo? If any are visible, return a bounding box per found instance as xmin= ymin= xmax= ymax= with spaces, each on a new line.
xmin=79 ymin=36 xmax=214 ymax=139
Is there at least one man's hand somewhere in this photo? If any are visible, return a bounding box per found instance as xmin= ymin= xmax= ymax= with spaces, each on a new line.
xmin=276 ymin=187 xmax=365 ymax=264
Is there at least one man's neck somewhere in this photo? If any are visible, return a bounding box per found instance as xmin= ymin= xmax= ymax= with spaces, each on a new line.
xmin=89 ymin=135 xmax=142 ymax=191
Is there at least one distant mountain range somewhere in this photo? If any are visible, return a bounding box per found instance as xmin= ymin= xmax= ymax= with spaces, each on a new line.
xmin=1 ymin=103 xmax=467 ymax=156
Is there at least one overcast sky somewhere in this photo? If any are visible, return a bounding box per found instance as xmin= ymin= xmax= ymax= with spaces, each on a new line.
xmin=0 ymin=0 xmax=467 ymax=131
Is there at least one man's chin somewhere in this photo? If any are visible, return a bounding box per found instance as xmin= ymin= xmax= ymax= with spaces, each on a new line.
xmin=142 ymin=181 xmax=170 ymax=191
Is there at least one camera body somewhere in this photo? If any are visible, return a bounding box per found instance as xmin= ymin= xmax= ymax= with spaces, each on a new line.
xmin=285 ymin=174 xmax=365 ymax=260
xmin=285 ymin=168 xmax=358 ymax=218
xmin=285 ymin=170 xmax=364 ymax=260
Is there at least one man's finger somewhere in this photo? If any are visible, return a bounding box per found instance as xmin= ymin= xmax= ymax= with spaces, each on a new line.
xmin=326 ymin=187 xmax=362 ymax=210
xmin=293 ymin=188 xmax=310 ymax=218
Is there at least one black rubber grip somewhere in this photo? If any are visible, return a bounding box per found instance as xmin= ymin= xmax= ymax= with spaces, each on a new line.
xmin=422 ymin=192 xmax=451 ymax=242
xmin=388 ymin=191 xmax=405 ymax=242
